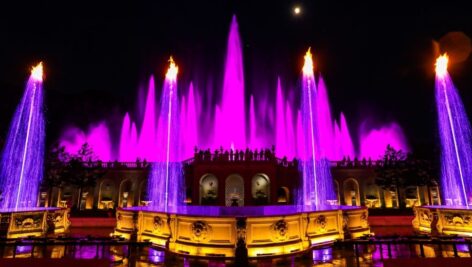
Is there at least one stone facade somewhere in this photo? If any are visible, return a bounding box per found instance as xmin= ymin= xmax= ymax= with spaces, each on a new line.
xmin=42 ymin=155 xmax=441 ymax=210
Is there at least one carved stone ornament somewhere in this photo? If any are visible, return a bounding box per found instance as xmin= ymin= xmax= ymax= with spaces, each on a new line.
xmin=153 ymin=216 xmax=164 ymax=233
xmin=421 ymin=211 xmax=432 ymax=223
xmin=270 ymin=219 xmax=288 ymax=241
xmin=192 ymin=221 xmax=212 ymax=241
xmin=444 ymin=213 xmax=472 ymax=226
xmin=15 ymin=216 xmax=42 ymax=229
xmin=316 ymin=215 xmax=327 ymax=229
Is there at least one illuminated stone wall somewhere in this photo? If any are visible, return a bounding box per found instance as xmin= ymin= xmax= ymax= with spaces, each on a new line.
xmin=114 ymin=207 xmax=370 ymax=258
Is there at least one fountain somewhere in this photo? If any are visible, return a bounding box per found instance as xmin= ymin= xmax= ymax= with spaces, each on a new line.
xmin=147 ymin=57 xmax=185 ymax=213
xmin=0 ymin=63 xmax=69 ymax=238
xmin=413 ymin=54 xmax=472 ymax=236
xmin=297 ymin=49 xmax=336 ymax=208
xmin=58 ymin=15 xmax=409 ymax=163
xmin=113 ymin=16 xmax=370 ymax=258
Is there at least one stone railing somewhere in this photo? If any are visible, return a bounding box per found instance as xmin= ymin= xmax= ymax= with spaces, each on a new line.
xmin=57 ymin=158 xmax=383 ymax=169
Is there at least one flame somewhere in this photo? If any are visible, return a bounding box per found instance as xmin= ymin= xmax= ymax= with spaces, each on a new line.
xmin=435 ymin=53 xmax=449 ymax=78
xmin=302 ymin=48 xmax=314 ymax=76
xmin=166 ymin=57 xmax=178 ymax=81
xmin=31 ymin=62 xmax=43 ymax=82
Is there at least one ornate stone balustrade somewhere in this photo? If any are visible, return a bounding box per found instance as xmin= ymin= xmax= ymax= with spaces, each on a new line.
xmin=413 ymin=206 xmax=472 ymax=237
xmin=113 ymin=206 xmax=370 ymax=258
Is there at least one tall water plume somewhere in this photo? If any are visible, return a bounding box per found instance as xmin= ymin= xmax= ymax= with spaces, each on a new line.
xmin=213 ymin=15 xmax=246 ymax=149
xmin=147 ymin=58 xmax=185 ymax=212
xmin=0 ymin=63 xmax=45 ymax=210
xmin=297 ymin=50 xmax=336 ymax=208
xmin=59 ymin=14 xmax=409 ymax=164
xmin=435 ymin=54 xmax=472 ymax=207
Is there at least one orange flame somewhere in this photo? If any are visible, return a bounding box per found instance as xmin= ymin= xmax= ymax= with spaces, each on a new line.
xmin=302 ymin=48 xmax=314 ymax=76
xmin=435 ymin=53 xmax=449 ymax=78
xmin=166 ymin=57 xmax=178 ymax=81
xmin=31 ymin=62 xmax=43 ymax=81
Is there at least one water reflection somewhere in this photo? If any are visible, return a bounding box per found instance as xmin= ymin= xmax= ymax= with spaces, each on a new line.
xmin=0 ymin=241 xmax=471 ymax=266
xmin=313 ymin=247 xmax=333 ymax=263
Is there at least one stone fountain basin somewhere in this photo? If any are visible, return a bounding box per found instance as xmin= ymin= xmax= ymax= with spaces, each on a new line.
xmin=413 ymin=205 xmax=472 ymax=237
xmin=114 ymin=205 xmax=370 ymax=258
xmin=0 ymin=207 xmax=70 ymax=238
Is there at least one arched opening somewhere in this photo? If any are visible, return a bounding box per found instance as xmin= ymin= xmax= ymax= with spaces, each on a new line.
xmin=119 ymin=179 xmax=134 ymax=208
xmin=383 ymin=187 xmax=399 ymax=208
xmin=225 ymin=174 xmax=244 ymax=207
xmin=98 ymin=179 xmax=116 ymax=209
xmin=200 ymin=174 xmax=218 ymax=205
xmin=277 ymin=187 xmax=290 ymax=204
xmin=59 ymin=186 xmax=77 ymax=208
xmin=429 ymin=184 xmax=441 ymax=205
xmin=405 ymin=186 xmax=420 ymax=207
xmin=251 ymin=174 xmax=270 ymax=205
xmin=138 ymin=180 xmax=149 ymax=206
xmin=334 ymin=180 xmax=340 ymax=205
xmin=343 ymin=178 xmax=360 ymax=206
xmin=364 ymin=183 xmax=381 ymax=208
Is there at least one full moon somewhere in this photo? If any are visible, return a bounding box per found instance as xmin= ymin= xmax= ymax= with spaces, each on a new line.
xmin=294 ymin=6 xmax=301 ymax=15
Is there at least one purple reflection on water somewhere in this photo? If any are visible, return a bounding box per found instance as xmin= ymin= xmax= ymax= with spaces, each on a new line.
xmin=149 ymin=248 xmax=165 ymax=264
xmin=74 ymin=245 xmax=97 ymax=259
xmin=312 ymin=247 xmax=333 ymax=263
xmin=16 ymin=245 xmax=33 ymax=255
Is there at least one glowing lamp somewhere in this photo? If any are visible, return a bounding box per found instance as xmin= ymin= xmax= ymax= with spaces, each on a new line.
xmin=435 ymin=53 xmax=449 ymax=78
xmin=31 ymin=62 xmax=43 ymax=82
xmin=302 ymin=48 xmax=314 ymax=76
xmin=166 ymin=57 xmax=178 ymax=82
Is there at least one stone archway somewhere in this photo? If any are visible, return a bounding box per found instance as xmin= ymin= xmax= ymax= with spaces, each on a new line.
xmin=118 ymin=179 xmax=134 ymax=208
xmin=200 ymin=174 xmax=218 ymax=205
xmin=334 ymin=180 xmax=340 ymax=205
xmin=251 ymin=173 xmax=270 ymax=205
xmin=277 ymin=187 xmax=290 ymax=203
xmin=364 ymin=183 xmax=381 ymax=208
xmin=138 ymin=180 xmax=149 ymax=206
xmin=225 ymin=174 xmax=244 ymax=207
xmin=343 ymin=178 xmax=360 ymax=206
xmin=98 ymin=179 xmax=116 ymax=209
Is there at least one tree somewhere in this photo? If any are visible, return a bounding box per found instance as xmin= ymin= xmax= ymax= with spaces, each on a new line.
xmin=375 ymin=145 xmax=439 ymax=207
xmin=43 ymin=143 xmax=70 ymax=206
xmin=375 ymin=145 xmax=408 ymax=193
xmin=63 ymin=143 xmax=106 ymax=209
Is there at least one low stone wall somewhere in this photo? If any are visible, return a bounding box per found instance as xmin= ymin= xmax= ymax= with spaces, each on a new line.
xmin=0 ymin=208 xmax=70 ymax=238
xmin=413 ymin=206 xmax=472 ymax=237
xmin=114 ymin=207 xmax=370 ymax=258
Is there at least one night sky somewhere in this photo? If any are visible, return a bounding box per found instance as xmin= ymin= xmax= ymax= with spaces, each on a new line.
xmin=1 ymin=0 xmax=472 ymax=158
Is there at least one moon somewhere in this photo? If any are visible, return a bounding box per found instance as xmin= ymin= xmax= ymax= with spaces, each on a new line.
xmin=293 ymin=6 xmax=301 ymax=15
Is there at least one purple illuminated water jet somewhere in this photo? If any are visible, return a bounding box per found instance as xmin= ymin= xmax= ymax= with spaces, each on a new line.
xmin=435 ymin=54 xmax=472 ymax=206
xmin=60 ymin=122 xmax=112 ymax=161
xmin=297 ymin=50 xmax=336 ymax=207
xmin=147 ymin=58 xmax=185 ymax=212
xmin=214 ymin=15 xmax=246 ymax=149
xmin=0 ymin=63 xmax=45 ymax=210
xmin=138 ymin=76 xmax=158 ymax=161
xmin=359 ymin=122 xmax=409 ymax=160
xmin=58 ymin=15 xmax=409 ymax=164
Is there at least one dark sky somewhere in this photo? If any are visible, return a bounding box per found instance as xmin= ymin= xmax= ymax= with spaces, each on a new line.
xmin=1 ymin=0 xmax=472 ymax=157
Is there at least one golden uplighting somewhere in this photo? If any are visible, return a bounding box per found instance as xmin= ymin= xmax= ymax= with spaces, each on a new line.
xmin=31 ymin=62 xmax=43 ymax=82
xmin=435 ymin=53 xmax=449 ymax=78
xmin=166 ymin=56 xmax=178 ymax=81
xmin=302 ymin=48 xmax=314 ymax=76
